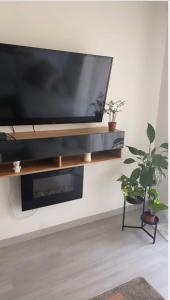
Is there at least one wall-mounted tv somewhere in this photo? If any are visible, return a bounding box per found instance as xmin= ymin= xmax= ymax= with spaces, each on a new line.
xmin=0 ymin=43 xmax=112 ymax=125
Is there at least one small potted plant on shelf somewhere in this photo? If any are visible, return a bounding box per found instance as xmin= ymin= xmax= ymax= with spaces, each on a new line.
xmin=121 ymin=123 xmax=168 ymax=224
xmin=104 ymin=100 xmax=125 ymax=131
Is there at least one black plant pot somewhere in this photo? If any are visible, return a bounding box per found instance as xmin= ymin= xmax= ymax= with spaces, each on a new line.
xmin=141 ymin=211 xmax=159 ymax=225
xmin=126 ymin=196 xmax=144 ymax=205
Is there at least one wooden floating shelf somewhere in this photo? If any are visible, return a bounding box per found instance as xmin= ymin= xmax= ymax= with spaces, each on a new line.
xmin=62 ymin=151 xmax=121 ymax=168
xmin=0 ymin=127 xmax=124 ymax=179
xmin=0 ymin=149 xmax=121 ymax=179
xmin=10 ymin=126 xmax=112 ymax=140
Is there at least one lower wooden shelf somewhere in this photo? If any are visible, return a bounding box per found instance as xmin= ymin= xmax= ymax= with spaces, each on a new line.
xmin=0 ymin=159 xmax=59 ymax=178
xmin=62 ymin=150 xmax=121 ymax=168
xmin=0 ymin=149 xmax=121 ymax=178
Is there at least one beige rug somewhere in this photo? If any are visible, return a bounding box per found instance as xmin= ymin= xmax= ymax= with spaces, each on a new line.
xmin=89 ymin=277 xmax=165 ymax=300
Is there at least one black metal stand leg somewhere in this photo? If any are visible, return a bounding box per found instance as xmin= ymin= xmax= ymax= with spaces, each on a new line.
xmin=142 ymin=223 xmax=158 ymax=244
xmin=153 ymin=223 xmax=157 ymax=244
xmin=122 ymin=199 xmax=126 ymax=231
xmin=142 ymin=198 xmax=145 ymax=213
xmin=141 ymin=195 xmax=145 ymax=227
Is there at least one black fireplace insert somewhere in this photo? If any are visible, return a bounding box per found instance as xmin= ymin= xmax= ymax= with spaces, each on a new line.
xmin=21 ymin=166 xmax=84 ymax=211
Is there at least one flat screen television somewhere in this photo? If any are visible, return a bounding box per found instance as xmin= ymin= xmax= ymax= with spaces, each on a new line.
xmin=0 ymin=43 xmax=112 ymax=125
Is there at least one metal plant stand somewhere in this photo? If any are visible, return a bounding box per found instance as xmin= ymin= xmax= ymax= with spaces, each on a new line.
xmin=141 ymin=214 xmax=159 ymax=244
xmin=121 ymin=196 xmax=145 ymax=231
xmin=121 ymin=197 xmax=159 ymax=244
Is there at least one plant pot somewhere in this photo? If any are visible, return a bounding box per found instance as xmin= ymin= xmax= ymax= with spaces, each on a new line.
xmin=141 ymin=211 xmax=159 ymax=225
xmin=108 ymin=121 xmax=117 ymax=131
xmin=126 ymin=196 xmax=144 ymax=205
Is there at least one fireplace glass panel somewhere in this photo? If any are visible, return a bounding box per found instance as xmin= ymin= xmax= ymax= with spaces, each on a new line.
xmin=21 ymin=166 xmax=84 ymax=211
xmin=33 ymin=174 xmax=74 ymax=198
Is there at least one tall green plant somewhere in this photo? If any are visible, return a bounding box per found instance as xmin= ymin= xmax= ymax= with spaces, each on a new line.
xmin=124 ymin=123 xmax=168 ymax=188
xmin=118 ymin=123 xmax=168 ymax=213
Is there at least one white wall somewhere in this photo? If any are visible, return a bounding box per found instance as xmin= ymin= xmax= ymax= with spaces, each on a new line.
xmin=155 ymin=37 xmax=168 ymax=220
xmin=0 ymin=2 xmax=167 ymax=241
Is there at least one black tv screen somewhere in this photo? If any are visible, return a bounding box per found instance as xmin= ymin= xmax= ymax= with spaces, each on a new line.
xmin=0 ymin=43 xmax=112 ymax=125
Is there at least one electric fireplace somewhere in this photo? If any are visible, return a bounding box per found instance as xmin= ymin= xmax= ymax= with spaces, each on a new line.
xmin=21 ymin=166 xmax=84 ymax=211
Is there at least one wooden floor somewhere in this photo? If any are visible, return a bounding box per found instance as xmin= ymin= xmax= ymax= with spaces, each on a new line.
xmin=0 ymin=211 xmax=168 ymax=300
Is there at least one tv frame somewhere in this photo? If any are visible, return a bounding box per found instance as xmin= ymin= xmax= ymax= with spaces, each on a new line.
xmin=0 ymin=43 xmax=113 ymax=126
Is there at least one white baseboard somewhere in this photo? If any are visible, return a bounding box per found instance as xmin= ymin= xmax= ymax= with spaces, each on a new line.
xmin=0 ymin=205 xmax=137 ymax=248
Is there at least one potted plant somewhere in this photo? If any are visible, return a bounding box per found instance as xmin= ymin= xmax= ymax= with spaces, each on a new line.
xmin=104 ymin=100 xmax=125 ymax=131
xmin=117 ymin=173 xmax=145 ymax=205
xmin=123 ymin=123 xmax=168 ymax=224
xmin=141 ymin=188 xmax=168 ymax=224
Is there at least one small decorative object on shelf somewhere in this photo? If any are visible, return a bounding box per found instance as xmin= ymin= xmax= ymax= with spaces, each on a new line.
xmin=118 ymin=123 xmax=168 ymax=243
xmin=104 ymin=100 xmax=125 ymax=131
xmin=13 ymin=161 xmax=21 ymax=173
xmin=84 ymin=152 xmax=92 ymax=162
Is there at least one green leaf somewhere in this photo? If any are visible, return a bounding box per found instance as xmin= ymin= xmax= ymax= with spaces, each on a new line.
xmin=143 ymin=153 xmax=149 ymax=161
xmin=148 ymin=188 xmax=158 ymax=200
xmin=151 ymin=202 xmax=168 ymax=213
xmin=160 ymin=143 xmax=168 ymax=149
xmin=147 ymin=123 xmax=155 ymax=144
xmin=117 ymin=175 xmax=128 ymax=182
xmin=127 ymin=146 xmax=145 ymax=156
xmin=158 ymin=167 xmax=166 ymax=179
xmin=140 ymin=167 xmax=154 ymax=187
xmin=136 ymin=150 xmax=146 ymax=156
xmin=123 ymin=158 xmax=136 ymax=164
xmin=121 ymin=181 xmax=126 ymax=190
xmin=152 ymin=154 xmax=168 ymax=169
xmin=138 ymin=163 xmax=145 ymax=168
xmin=130 ymin=168 xmax=141 ymax=182
xmin=151 ymin=147 xmax=156 ymax=156
xmin=155 ymin=202 xmax=168 ymax=210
